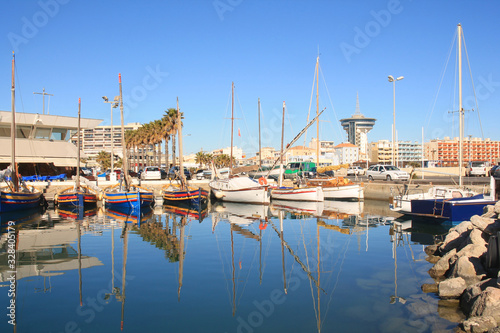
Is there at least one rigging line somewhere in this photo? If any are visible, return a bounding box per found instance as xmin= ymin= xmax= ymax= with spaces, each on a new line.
xmin=214 ymin=226 xmax=233 ymax=307
xmin=462 ymin=32 xmax=484 ymax=139
xmin=13 ymin=59 xmax=26 ymax=113
xmin=425 ymin=30 xmax=457 ymax=130
xmin=235 ymin=231 xmax=260 ymax=307
xmin=303 ymin=63 xmax=317 ymax=147
xmin=300 ymin=221 xmax=320 ymax=325
xmin=219 ymin=86 xmax=232 ymax=149
xmin=319 ymin=62 xmax=345 ymax=143
xmin=323 ymin=233 xmax=352 ymax=329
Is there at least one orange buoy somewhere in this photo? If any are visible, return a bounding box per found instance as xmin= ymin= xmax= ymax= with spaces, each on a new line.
xmin=259 ymin=177 xmax=267 ymax=185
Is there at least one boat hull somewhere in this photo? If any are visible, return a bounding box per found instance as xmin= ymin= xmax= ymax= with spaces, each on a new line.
xmin=104 ymin=191 xmax=154 ymax=210
xmin=270 ymin=186 xmax=324 ymax=202
xmin=322 ymin=184 xmax=364 ymax=200
xmin=162 ymin=187 xmax=208 ymax=205
xmin=209 ymin=177 xmax=270 ymax=204
xmin=57 ymin=192 xmax=97 ymax=207
xmin=0 ymin=191 xmax=44 ymax=213
xmin=409 ymin=194 xmax=496 ymax=223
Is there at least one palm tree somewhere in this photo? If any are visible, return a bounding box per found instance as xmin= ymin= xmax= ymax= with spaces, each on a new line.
xmin=195 ymin=151 xmax=204 ymax=168
xmin=161 ymin=109 xmax=175 ymax=169
xmin=96 ymin=150 xmax=111 ymax=170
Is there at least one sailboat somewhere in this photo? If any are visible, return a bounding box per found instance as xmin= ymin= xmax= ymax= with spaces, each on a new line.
xmin=270 ymin=101 xmax=324 ymax=202
xmin=304 ymin=56 xmax=364 ymax=201
xmin=55 ymin=98 xmax=98 ymax=208
xmin=103 ymin=73 xmax=154 ymax=211
xmin=0 ymin=52 xmax=44 ymax=213
xmin=407 ymin=24 xmax=497 ymax=223
xmin=209 ymin=82 xmax=270 ymax=204
xmin=162 ymin=98 xmax=208 ymax=205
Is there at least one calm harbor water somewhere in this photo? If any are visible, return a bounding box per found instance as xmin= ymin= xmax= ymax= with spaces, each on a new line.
xmin=1 ymin=199 xmax=462 ymax=332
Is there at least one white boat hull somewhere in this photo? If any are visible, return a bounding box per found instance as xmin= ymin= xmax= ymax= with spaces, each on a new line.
xmin=270 ymin=186 xmax=324 ymax=202
xmin=322 ymin=184 xmax=364 ymax=200
xmin=209 ymin=177 xmax=270 ymax=204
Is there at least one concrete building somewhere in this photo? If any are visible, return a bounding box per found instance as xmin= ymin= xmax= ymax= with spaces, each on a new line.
xmin=424 ymin=137 xmax=500 ymax=167
xmin=398 ymin=141 xmax=422 ymax=166
xmin=369 ymin=140 xmax=392 ymax=165
xmin=334 ymin=143 xmax=359 ymax=165
xmin=339 ymin=93 xmax=376 ymax=160
xmin=0 ymin=110 xmax=101 ymax=172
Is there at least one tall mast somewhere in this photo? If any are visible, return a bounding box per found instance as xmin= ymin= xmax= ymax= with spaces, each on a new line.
xmin=230 ymin=82 xmax=234 ymax=170
xmin=177 ymin=97 xmax=186 ymax=187
xmin=11 ymin=52 xmax=18 ymax=192
xmin=258 ymin=98 xmax=261 ymax=168
xmin=280 ymin=102 xmax=285 ymax=188
xmin=118 ymin=73 xmax=129 ymax=190
xmin=458 ymin=24 xmax=463 ymax=187
xmin=76 ymin=98 xmax=81 ymax=190
xmin=316 ymin=56 xmax=320 ymax=167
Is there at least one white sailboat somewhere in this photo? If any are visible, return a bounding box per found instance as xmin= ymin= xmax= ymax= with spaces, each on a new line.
xmin=305 ymin=56 xmax=364 ymax=200
xmin=209 ymin=82 xmax=270 ymax=204
xmin=270 ymin=101 xmax=324 ymax=202
xmin=402 ymin=24 xmax=497 ymax=222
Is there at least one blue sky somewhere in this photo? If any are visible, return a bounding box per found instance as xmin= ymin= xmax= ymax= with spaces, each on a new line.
xmin=1 ymin=0 xmax=499 ymax=157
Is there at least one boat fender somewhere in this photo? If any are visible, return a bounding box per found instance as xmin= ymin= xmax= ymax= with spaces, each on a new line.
xmin=98 ymin=192 xmax=104 ymax=201
xmin=259 ymin=177 xmax=267 ymax=185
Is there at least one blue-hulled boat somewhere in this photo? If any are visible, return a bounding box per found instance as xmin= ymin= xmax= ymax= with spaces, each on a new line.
xmin=408 ymin=194 xmax=496 ymax=224
xmin=161 ymin=98 xmax=208 ymax=206
xmin=102 ymin=73 xmax=154 ymax=211
xmin=1 ymin=53 xmax=44 ymax=214
xmin=103 ymin=184 xmax=154 ymax=210
xmin=162 ymin=185 xmax=208 ymax=205
xmin=55 ymin=98 xmax=98 ymax=209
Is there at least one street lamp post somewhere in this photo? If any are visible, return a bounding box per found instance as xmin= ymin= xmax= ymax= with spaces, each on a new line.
xmin=103 ymin=96 xmax=119 ymax=177
xmin=388 ymin=75 xmax=404 ymax=166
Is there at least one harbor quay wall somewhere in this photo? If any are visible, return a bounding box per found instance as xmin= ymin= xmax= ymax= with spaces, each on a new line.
xmin=32 ymin=179 xmax=489 ymax=203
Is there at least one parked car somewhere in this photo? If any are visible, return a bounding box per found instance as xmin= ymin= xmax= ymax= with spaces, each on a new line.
xmin=489 ymin=165 xmax=500 ymax=177
xmin=141 ymin=166 xmax=161 ymax=180
xmin=128 ymin=169 xmax=139 ymax=178
xmin=465 ymin=161 xmax=490 ymax=177
xmin=366 ymin=165 xmax=409 ymax=181
xmin=167 ymin=166 xmax=191 ymax=180
xmin=195 ymin=169 xmax=205 ymax=180
xmin=346 ymin=166 xmax=365 ymax=176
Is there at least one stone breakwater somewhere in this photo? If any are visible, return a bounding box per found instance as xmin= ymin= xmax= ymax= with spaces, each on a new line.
xmin=424 ymin=202 xmax=500 ymax=332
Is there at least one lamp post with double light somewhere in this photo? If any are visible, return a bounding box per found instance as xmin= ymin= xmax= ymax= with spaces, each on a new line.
xmin=388 ymin=75 xmax=404 ymax=166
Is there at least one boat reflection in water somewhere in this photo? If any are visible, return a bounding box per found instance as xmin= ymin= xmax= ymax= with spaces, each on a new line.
xmin=57 ymin=206 xmax=98 ymax=220
xmin=105 ymin=206 xmax=154 ymax=226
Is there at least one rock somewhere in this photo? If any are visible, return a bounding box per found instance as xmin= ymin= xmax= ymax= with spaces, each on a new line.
xmin=484 ymin=220 xmax=500 ymax=236
xmin=426 ymin=244 xmax=440 ymax=256
xmin=427 ymin=255 xmax=441 ymax=264
xmin=449 ymin=256 xmax=486 ymax=284
xmin=461 ymin=279 xmax=498 ymax=316
xmin=430 ymin=249 xmax=457 ymax=278
xmin=494 ymin=201 xmax=500 ymax=215
xmin=441 ymin=223 xmax=473 ymax=253
xmin=467 ymin=228 xmax=488 ymax=248
xmin=439 ymin=277 xmax=467 ymax=298
xmin=422 ymin=283 xmax=439 ymax=293
xmin=482 ymin=205 xmax=497 ymax=218
xmin=471 ymin=215 xmax=491 ymax=231
xmin=462 ymin=316 xmax=497 ymax=333
xmin=468 ymin=287 xmax=500 ymax=322
xmin=456 ymin=244 xmax=487 ymax=260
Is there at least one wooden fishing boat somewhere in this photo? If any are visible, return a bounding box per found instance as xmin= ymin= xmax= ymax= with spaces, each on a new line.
xmin=55 ymin=98 xmax=98 ymax=208
xmin=103 ymin=73 xmax=154 ymax=210
xmin=0 ymin=52 xmax=44 ymax=213
xmin=162 ymin=98 xmax=208 ymax=206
